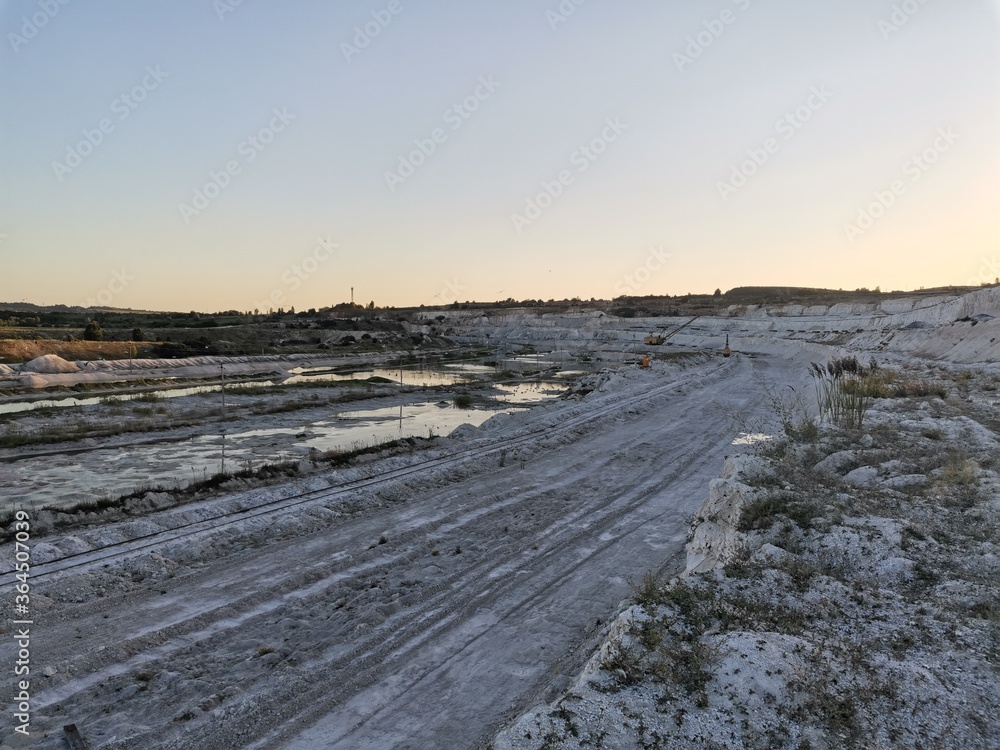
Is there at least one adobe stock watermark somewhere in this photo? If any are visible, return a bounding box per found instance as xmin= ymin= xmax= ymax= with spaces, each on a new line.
xmin=613 ymin=246 xmax=671 ymax=297
xmin=966 ymin=255 xmax=999 ymax=287
xmin=213 ymin=0 xmax=247 ymax=22
xmin=879 ymin=0 xmax=932 ymax=40
xmin=510 ymin=117 xmax=628 ymax=234
xmin=254 ymin=236 xmax=338 ymax=312
xmin=7 ymin=0 xmax=72 ymax=54
xmin=432 ymin=277 xmax=468 ymax=306
xmin=546 ymin=0 xmax=590 ymax=30
xmin=341 ymin=0 xmax=405 ymax=63
xmin=51 ymin=66 xmax=168 ymax=183
xmin=716 ymin=85 xmax=833 ymax=202
xmin=843 ymin=127 xmax=960 ymax=244
xmin=85 ymin=268 xmax=134 ymax=307
xmin=385 ymin=75 xmax=501 ymax=192
xmin=178 ymin=107 xmax=295 ymax=224
xmin=673 ymin=0 xmax=752 ymax=73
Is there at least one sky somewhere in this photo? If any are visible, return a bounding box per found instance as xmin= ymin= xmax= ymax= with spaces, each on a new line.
xmin=0 ymin=0 xmax=998 ymax=312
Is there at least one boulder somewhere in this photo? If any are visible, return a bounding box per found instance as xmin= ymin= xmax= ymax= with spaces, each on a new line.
xmin=845 ymin=466 xmax=879 ymax=487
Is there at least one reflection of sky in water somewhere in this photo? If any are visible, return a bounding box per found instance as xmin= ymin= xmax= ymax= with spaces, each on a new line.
xmin=0 ymin=383 xmax=264 ymax=415
xmin=1 ymin=360 xmax=587 ymax=416
xmin=0 ymin=356 xmax=578 ymax=509
xmin=302 ymin=403 xmax=497 ymax=452
xmin=0 ymin=365 xmax=472 ymax=415
xmin=494 ymin=382 xmax=568 ymax=404
xmin=282 ymin=368 xmax=472 ymax=387
xmin=0 ymin=398 xmax=559 ymax=511
xmin=443 ymin=364 xmax=495 ymax=372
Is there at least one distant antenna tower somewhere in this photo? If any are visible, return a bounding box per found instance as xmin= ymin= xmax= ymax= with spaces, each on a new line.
xmin=351 ymin=286 xmax=354 ymax=305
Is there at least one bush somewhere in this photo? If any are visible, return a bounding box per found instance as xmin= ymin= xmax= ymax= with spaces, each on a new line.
xmin=83 ymin=321 xmax=103 ymax=341
xmin=891 ymin=378 xmax=947 ymax=399
xmin=738 ymin=492 xmax=813 ymax=531
xmin=629 ymin=571 xmax=665 ymax=608
xmin=785 ymin=418 xmax=819 ymax=442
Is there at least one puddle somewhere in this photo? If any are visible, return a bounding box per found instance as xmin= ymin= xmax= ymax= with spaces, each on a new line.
xmin=0 ymin=357 xmax=578 ymax=509
xmin=0 ymin=366 xmax=475 ymax=416
xmin=0 ymin=380 xmax=281 ymax=416
xmin=443 ymin=364 xmax=495 ymax=373
xmin=0 ymin=384 xmax=258 ymax=416
xmin=301 ymin=402 xmax=498 ymax=452
xmin=0 ymin=355 xmax=592 ymax=417
xmin=0 ymin=401 xmax=521 ymax=511
xmin=494 ymin=382 xmax=569 ymax=404
xmin=282 ymin=368 xmax=474 ymax=387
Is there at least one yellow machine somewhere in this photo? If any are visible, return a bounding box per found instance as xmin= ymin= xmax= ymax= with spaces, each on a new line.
xmin=722 ymin=334 xmax=732 ymax=357
xmin=640 ymin=355 xmax=650 ymax=368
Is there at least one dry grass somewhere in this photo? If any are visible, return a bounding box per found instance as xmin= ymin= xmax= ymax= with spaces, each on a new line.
xmin=0 ymin=339 xmax=155 ymax=363
xmin=937 ymin=453 xmax=980 ymax=487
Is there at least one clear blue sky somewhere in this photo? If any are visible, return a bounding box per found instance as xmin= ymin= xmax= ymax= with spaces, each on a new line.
xmin=1 ymin=0 xmax=997 ymax=311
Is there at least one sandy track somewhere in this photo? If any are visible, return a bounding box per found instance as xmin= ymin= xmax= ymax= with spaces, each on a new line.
xmin=1 ymin=354 xmax=799 ymax=749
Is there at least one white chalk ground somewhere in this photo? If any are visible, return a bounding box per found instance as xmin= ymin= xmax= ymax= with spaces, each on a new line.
xmin=0 ymin=287 xmax=997 ymax=749
xmin=0 ymin=351 xmax=415 ymax=391
xmin=495 ymin=399 xmax=1000 ymax=749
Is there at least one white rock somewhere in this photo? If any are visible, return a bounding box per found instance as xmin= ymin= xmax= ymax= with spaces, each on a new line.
xmin=814 ymin=450 xmax=857 ymax=475
xmin=882 ymin=474 xmax=928 ymax=489
xmin=845 ymin=466 xmax=879 ymax=486
xmin=750 ymin=543 xmax=789 ymax=565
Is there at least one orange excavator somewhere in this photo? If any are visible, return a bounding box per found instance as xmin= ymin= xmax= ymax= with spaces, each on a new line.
xmin=722 ymin=334 xmax=732 ymax=357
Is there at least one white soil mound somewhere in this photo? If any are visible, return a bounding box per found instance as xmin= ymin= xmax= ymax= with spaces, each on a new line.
xmin=21 ymin=354 xmax=80 ymax=374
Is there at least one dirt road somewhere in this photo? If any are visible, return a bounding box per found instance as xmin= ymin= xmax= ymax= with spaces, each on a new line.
xmin=1 ymin=353 xmax=802 ymax=749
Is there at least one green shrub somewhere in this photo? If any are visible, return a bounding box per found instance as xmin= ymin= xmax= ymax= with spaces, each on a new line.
xmin=630 ymin=571 xmax=666 ymax=609
xmin=738 ymin=493 xmax=813 ymax=532
xmin=737 ymin=495 xmax=786 ymax=531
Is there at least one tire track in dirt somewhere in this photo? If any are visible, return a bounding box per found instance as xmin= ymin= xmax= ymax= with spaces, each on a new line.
xmin=11 ymin=359 xmax=756 ymax=749
xmin=8 ymin=360 xmax=730 ymax=583
xmin=279 ymin=386 xmax=748 ymax=749
xmin=166 ymin=373 xmax=751 ymax=749
xmin=26 ymin=362 xmax=732 ymax=689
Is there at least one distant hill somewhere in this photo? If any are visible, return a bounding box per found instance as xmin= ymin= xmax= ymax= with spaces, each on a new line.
xmin=0 ymin=302 xmax=166 ymax=314
xmin=2 ymin=284 xmax=988 ymax=317
xmin=723 ymin=286 xmax=978 ymax=305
